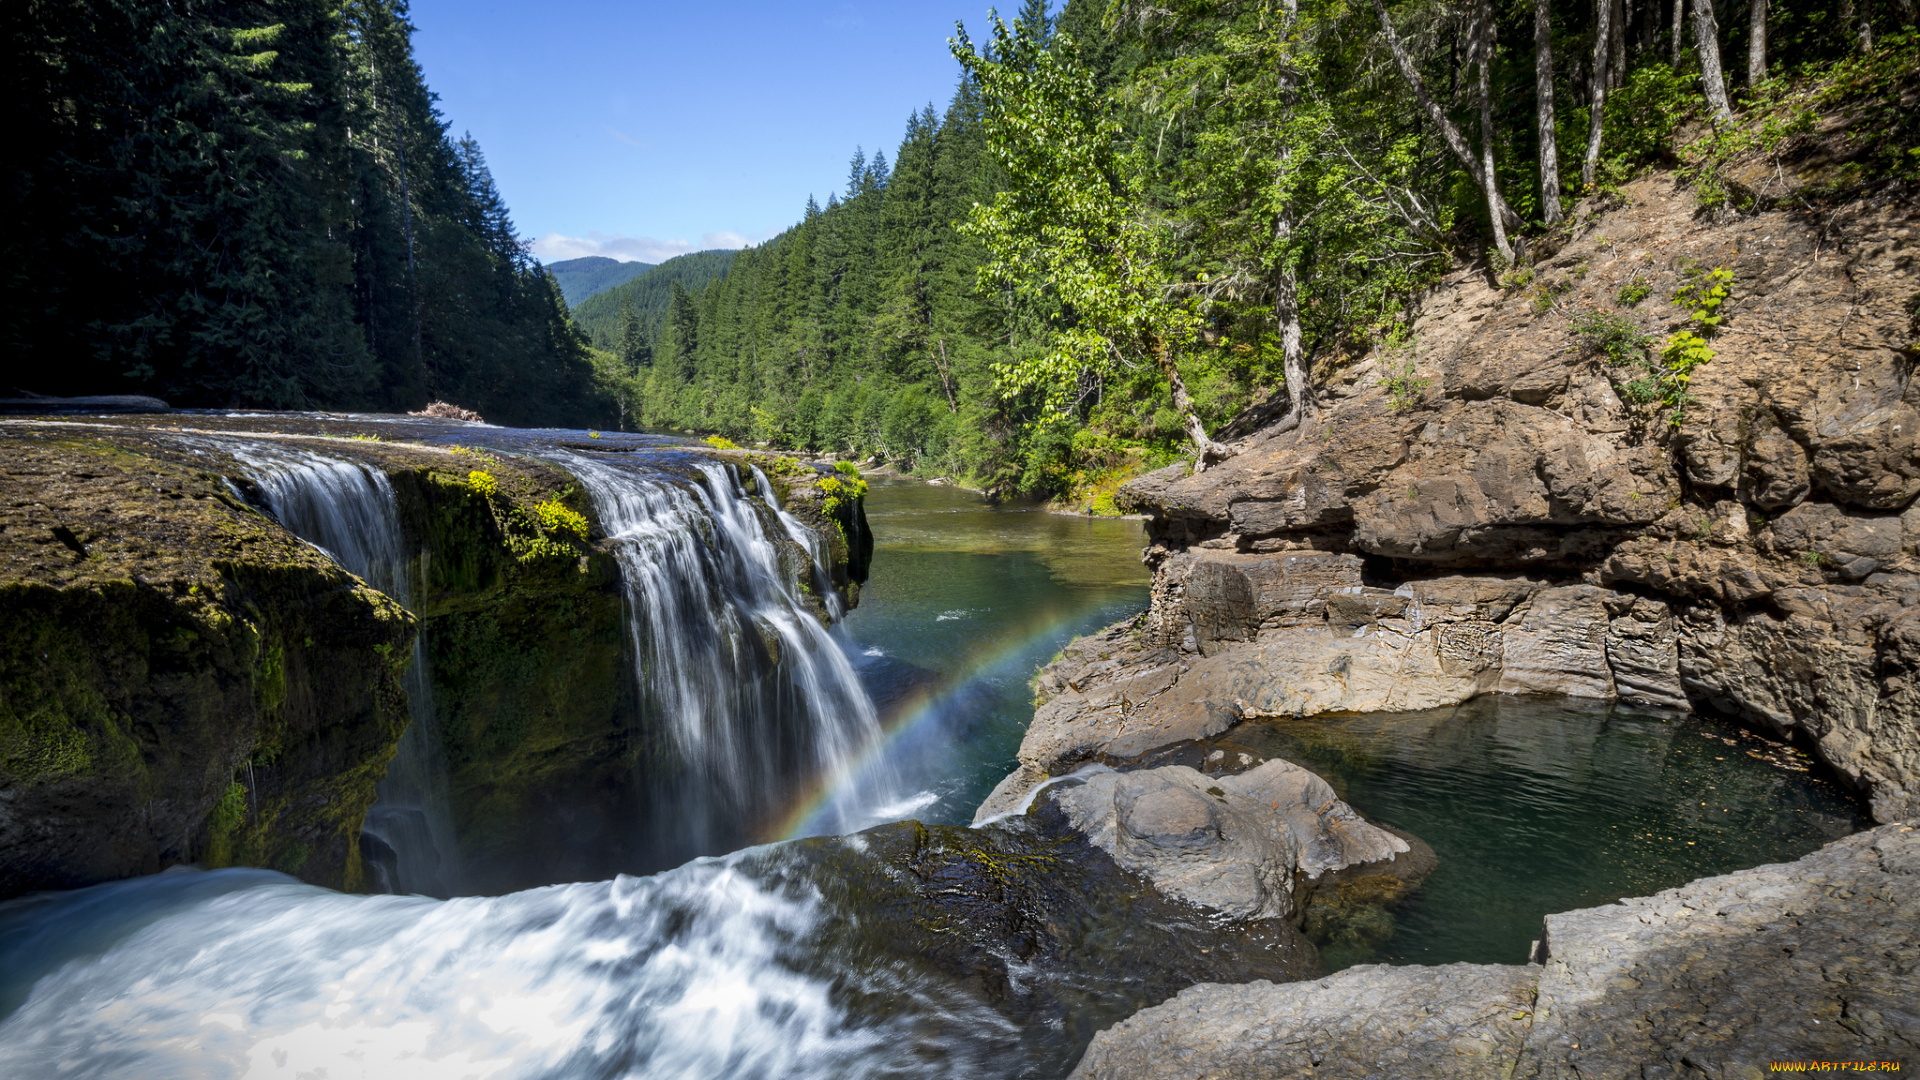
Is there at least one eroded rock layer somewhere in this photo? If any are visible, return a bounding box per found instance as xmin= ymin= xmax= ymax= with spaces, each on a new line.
xmin=0 ymin=430 xmax=415 ymax=895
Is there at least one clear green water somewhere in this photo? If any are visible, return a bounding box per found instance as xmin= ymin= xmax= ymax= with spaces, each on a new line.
xmin=841 ymin=477 xmax=1150 ymax=826
xmin=1203 ymin=697 xmax=1868 ymax=969
xmin=843 ymin=477 xmax=1868 ymax=972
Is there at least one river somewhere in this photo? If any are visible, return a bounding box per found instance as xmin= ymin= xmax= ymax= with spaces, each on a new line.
xmin=0 ymin=459 xmax=1869 ymax=1078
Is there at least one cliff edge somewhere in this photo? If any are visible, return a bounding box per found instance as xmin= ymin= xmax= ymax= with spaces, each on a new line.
xmin=984 ymin=155 xmax=1920 ymax=825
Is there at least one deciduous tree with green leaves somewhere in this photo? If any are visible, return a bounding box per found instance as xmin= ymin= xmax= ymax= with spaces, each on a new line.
xmin=951 ymin=12 xmax=1234 ymax=467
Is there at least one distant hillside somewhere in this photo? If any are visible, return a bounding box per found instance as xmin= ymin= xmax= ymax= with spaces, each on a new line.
xmin=572 ymin=249 xmax=737 ymax=349
xmin=545 ymin=256 xmax=655 ymax=306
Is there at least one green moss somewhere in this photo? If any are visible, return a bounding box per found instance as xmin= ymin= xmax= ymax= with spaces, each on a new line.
xmin=203 ymin=781 xmax=248 ymax=867
xmin=255 ymin=642 xmax=287 ymax=714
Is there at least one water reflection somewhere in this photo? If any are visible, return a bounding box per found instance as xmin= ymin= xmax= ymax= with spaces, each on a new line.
xmin=1205 ymin=695 xmax=1867 ymax=969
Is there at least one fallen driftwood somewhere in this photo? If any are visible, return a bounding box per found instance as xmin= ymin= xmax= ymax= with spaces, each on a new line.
xmin=407 ymin=401 xmax=485 ymax=422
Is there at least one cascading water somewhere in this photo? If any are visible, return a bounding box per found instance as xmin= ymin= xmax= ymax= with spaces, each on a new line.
xmin=0 ymin=855 xmax=1019 ymax=1080
xmin=555 ymin=453 xmax=895 ymax=864
xmin=751 ymin=464 xmax=843 ymax=622
xmin=231 ymin=443 xmax=462 ymax=897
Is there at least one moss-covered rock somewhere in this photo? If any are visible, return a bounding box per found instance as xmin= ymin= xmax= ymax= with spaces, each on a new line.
xmin=0 ymin=430 xmax=415 ymax=898
xmin=1 ymin=421 xmax=870 ymax=897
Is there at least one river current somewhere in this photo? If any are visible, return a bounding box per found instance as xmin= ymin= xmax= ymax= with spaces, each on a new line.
xmin=0 ymin=460 xmax=1867 ymax=1078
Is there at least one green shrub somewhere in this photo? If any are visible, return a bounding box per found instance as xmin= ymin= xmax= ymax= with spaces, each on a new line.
xmin=1381 ymin=361 xmax=1430 ymax=412
xmin=1615 ymin=274 xmax=1652 ymax=307
xmin=1570 ymin=310 xmax=1653 ymax=364
xmin=533 ymin=499 xmax=588 ymax=541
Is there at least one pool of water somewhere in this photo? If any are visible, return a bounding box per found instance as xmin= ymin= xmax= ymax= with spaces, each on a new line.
xmin=1201 ymin=695 xmax=1868 ymax=969
xmin=821 ymin=477 xmax=1150 ymax=833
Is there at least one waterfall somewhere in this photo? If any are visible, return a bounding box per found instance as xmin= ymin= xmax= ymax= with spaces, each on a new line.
xmin=231 ymin=443 xmax=462 ymax=897
xmin=556 ymin=453 xmax=891 ymax=862
xmin=751 ymin=464 xmax=843 ymax=622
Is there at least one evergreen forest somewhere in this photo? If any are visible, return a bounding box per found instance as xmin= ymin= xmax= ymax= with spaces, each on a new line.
xmin=5 ymin=0 xmax=595 ymax=426
xmin=8 ymin=0 xmax=1914 ymax=497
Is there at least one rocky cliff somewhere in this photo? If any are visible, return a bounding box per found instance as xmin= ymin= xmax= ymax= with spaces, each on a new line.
xmin=0 ymin=429 xmax=415 ymax=896
xmin=1070 ymin=820 xmax=1920 ymax=1078
xmin=986 ymin=164 xmax=1920 ymax=826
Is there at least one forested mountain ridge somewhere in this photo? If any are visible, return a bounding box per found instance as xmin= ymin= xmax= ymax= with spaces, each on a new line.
xmin=548 ymin=257 xmax=656 ymax=306
xmin=589 ymin=0 xmax=1917 ymax=502
xmin=571 ymin=250 xmax=738 ymax=356
xmin=4 ymin=0 xmax=596 ymax=426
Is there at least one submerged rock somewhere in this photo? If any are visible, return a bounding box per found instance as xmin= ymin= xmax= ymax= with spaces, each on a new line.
xmin=1070 ymin=821 xmax=1920 ymax=1078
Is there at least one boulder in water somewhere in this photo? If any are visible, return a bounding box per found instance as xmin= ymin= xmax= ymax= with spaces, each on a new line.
xmin=1043 ymin=759 xmax=1428 ymax=923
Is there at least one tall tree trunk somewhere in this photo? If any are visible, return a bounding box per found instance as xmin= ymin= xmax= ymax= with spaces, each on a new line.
xmin=932 ymin=338 xmax=958 ymax=411
xmin=1535 ymin=0 xmax=1563 ymax=225
xmin=1583 ymin=0 xmax=1614 ymax=188
xmin=1691 ymin=0 xmax=1734 ymax=123
xmin=1839 ymin=0 xmax=1875 ymax=52
xmin=1609 ymin=0 xmax=1627 ymax=88
xmin=1156 ymin=339 xmax=1233 ymax=468
xmin=1671 ymin=0 xmax=1685 ymax=66
xmin=1367 ymin=0 xmax=1524 ymax=233
xmin=1748 ymin=0 xmax=1767 ymax=85
xmin=1475 ymin=0 xmax=1513 ymax=263
xmin=1274 ymin=0 xmax=1310 ymax=432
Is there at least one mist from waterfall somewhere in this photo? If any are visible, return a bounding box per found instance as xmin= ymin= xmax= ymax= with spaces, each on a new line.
xmin=232 ymin=443 xmax=463 ymax=897
xmin=556 ymin=454 xmax=896 ymax=864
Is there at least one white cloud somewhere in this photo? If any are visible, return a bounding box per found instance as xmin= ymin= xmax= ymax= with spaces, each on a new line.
xmin=530 ymin=230 xmax=764 ymax=265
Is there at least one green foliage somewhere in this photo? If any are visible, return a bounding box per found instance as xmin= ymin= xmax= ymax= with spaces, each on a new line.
xmin=1615 ymin=274 xmax=1653 ymax=307
xmin=532 ymin=500 xmax=589 ymax=541
xmin=1672 ymin=266 xmax=1735 ymax=329
xmin=569 ymin=251 xmax=738 ymax=352
xmin=1381 ymin=361 xmax=1430 ymax=412
xmin=1589 ymin=264 xmax=1729 ymax=428
xmin=204 ymin=781 xmax=249 ymax=867
xmin=545 ymin=256 xmax=655 ymax=307
xmin=466 ymin=470 xmax=497 ymax=498
xmin=449 ymin=445 xmax=500 ymax=466
xmin=1569 ymin=311 xmax=1654 ymax=365
xmin=953 ymin=14 xmax=1208 ymax=438
xmin=1594 ymin=65 xmax=1699 ymax=187
xmin=1654 ymin=331 xmax=1715 ymax=426
xmin=704 ymin=435 xmax=740 ymax=450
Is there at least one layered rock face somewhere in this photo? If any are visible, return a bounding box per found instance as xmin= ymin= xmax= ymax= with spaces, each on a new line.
xmin=1070 ymin=820 xmax=1920 ymax=1078
xmin=995 ymin=174 xmax=1920 ymax=824
xmin=0 ymin=431 xmax=415 ymax=896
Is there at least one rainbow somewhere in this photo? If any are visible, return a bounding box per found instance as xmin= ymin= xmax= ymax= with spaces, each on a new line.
xmin=770 ymin=600 xmax=1119 ymax=841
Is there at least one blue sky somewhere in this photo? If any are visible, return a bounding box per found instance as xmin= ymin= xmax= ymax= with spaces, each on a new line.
xmin=408 ymin=1 xmax=1020 ymax=265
